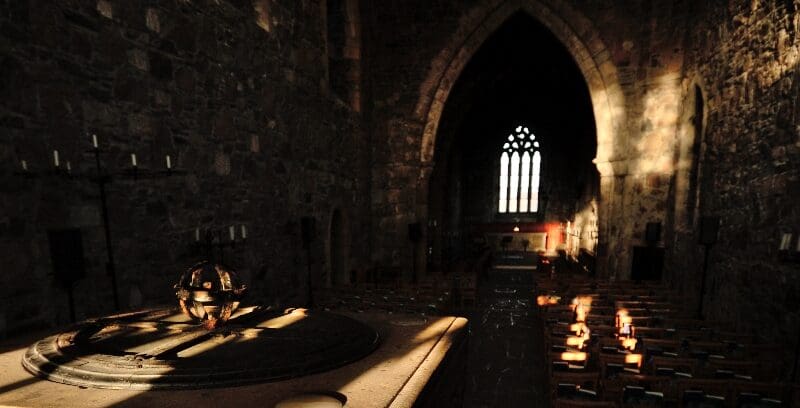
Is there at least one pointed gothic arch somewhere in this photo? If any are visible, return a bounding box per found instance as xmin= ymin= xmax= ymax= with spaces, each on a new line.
xmin=417 ymin=0 xmax=625 ymax=170
xmin=413 ymin=0 xmax=628 ymax=277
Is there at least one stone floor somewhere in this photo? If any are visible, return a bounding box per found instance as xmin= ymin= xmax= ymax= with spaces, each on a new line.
xmin=462 ymin=264 xmax=547 ymax=407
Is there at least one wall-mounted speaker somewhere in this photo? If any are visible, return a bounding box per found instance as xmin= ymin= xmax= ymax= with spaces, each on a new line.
xmin=48 ymin=228 xmax=86 ymax=288
xmin=699 ymin=216 xmax=720 ymax=245
xmin=645 ymin=222 xmax=661 ymax=244
xmin=631 ymin=246 xmax=664 ymax=281
xmin=408 ymin=222 xmax=422 ymax=242
xmin=301 ymin=216 xmax=316 ymax=249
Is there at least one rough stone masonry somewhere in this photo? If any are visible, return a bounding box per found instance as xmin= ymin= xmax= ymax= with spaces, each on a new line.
xmin=0 ymin=0 xmax=798 ymax=355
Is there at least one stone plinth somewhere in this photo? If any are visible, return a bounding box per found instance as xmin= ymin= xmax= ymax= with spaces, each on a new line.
xmin=0 ymin=310 xmax=467 ymax=408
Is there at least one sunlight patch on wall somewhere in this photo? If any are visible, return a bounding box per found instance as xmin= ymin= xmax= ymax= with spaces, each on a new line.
xmin=253 ymin=0 xmax=272 ymax=32
xmin=571 ymin=199 xmax=599 ymax=255
xmin=634 ymin=77 xmax=681 ymax=174
xmin=587 ymin=83 xmax=627 ymax=178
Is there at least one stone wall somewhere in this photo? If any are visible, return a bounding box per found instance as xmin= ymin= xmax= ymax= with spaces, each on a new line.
xmin=362 ymin=0 xmax=800 ymax=349
xmin=0 ymin=0 xmax=368 ymax=335
xmin=3 ymin=0 xmax=798 ymax=350
xmin=365 ymin=0 xmax=800 ymax=353
xmin=671 ymin=0 xmax=800 ymax=349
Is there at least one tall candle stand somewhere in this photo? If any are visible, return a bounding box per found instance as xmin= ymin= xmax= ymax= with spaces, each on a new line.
xmin=191 ymin=226 xmax=248 ymax=265
xmin=16 ymin=136 xmax=184 ymax=312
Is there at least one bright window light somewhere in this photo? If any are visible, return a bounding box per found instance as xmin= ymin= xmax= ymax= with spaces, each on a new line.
xmin=498 ymin=126 xmax=541 ymax=214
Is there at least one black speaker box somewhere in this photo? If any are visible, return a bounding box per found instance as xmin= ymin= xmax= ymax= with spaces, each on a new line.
xmin=699 ymin=216 xmax=720 ymax=245
xmin=301 ymin=216 xmax=316 ymax=248
xmin=645 ymin=222 xmax=661 ymax=244
xmin=631 ymin=246 xmax=664 ymax=281
xmin=408 ymin=222 xmax=422 ymax=242
xmin=48 ymin=228 xmax=86 ymax=287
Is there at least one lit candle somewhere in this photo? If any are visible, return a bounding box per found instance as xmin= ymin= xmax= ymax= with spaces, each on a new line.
xmin=92 ymin=134 xmax=98 ymax=149
xmin=21 ymin=160 xmax=28 ymax=171
xmin=130 ymin=153 xmax=137 ymax=167
xmin=229 ymin=225 xmax=235 ymax=241
xmin=165 ymin=155 xmax=171 ymax=169
xmin=195 ymin=228 xmax=200 ymax=242
xmin=53 ymin=150 xmax=60 ymax=167
xmin=241 ymin=225 xmax=247 ymax=239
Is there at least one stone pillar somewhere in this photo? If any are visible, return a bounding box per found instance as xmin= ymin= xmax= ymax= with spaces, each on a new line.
xmin=594 ymin=159 xmax=629 ymax=280
xmin=414 ymin=162 xmax=435 ymax=278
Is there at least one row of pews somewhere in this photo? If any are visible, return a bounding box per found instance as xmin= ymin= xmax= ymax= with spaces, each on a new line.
xmin=536 ymin=274 xmax=796 ymax=407
xmin=318 ymin=249 xmax=490 ymax=314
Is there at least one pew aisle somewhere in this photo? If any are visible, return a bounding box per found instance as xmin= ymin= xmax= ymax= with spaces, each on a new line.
xmin=536 ymin=272 xmax=794 ymax=407
xmin=318 ymin=281 xmax=452 ymax=315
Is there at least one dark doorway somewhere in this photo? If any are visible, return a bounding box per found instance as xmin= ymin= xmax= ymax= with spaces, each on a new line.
xmin=329 ymin=209 xmax=348 ymax=286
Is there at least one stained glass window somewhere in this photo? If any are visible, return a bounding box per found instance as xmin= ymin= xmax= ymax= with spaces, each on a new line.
xmin=498 ymin=126 xmax=541 ymax=213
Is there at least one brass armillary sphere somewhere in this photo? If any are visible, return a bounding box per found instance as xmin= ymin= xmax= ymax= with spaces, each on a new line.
xmin=174 ymin=261 xmax=247 ymax=329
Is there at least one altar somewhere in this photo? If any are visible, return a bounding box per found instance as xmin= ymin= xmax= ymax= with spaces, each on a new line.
xmin=485 ymin=231 xmax=548 ymax=253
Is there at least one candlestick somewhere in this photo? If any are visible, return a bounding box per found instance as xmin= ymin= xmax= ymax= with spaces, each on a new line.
xmin=92 ymin=134 xmax=98 ymax=149
xmin=21 ymin=160 xmax=27 ymax=172
xmin=241 ymin=225 xmax=247 ymax=240
xmin=229 ymin=225 xmax=235 ymax=241
xmin=166 ymin=155 xmax=171 ymax=169
xmin=130 ymin=153 xmax=137 ymax=167
xmin=53 ymin=150 xmax=60 ymax=167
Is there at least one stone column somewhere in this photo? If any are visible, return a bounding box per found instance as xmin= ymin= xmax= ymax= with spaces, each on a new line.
xmin=594 ymin=159 xmax=629 ymax=279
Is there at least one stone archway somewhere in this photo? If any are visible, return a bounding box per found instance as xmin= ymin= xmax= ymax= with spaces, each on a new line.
xmin=413 ymin=0 xmax=628 ymax=277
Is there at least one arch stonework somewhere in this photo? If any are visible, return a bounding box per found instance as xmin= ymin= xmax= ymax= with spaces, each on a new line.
xmin=413 ymin=0 xmax=629 ymax=277
xmin=416 ymin=0 xmax=626 ymax=170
